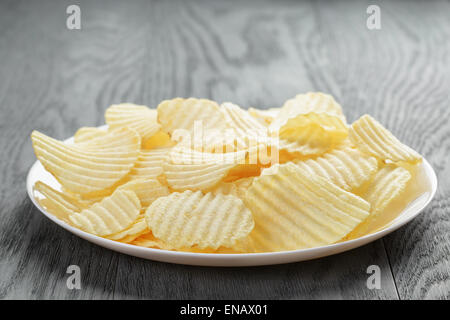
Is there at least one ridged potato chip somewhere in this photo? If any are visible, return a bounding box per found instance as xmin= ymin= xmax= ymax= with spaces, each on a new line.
xmin=347 ymin=164 xmax=412 ymax=238
xmin=248 ymin=107 xmax=280 ymax=125
xmin=106 ymin=215 xmax=148 ymax=242
xmin=131 ymin=232 xmax=175 ymax=250
xmin=128 ymin=147 xmax=170 ymax=181
xmin=69 ymin=189 xmax=141 ymax=236
xmin=31 ymin=128 xmax=140 ymax=195
xmin=279 ymin=112 xmax=348 ymax=143
xmin=74 ymin=127 xmax=108 ymax=144
xmin=163 ymin=147 xmax=247 ymax=191
xmin=130 ymin=232 xmax=241 ymax=253
xmin=157 ymin=98 xmax=228 ymax=135
xmin=277 ymin=124 xmax=335 ymax=157
xmin=117 ymin=179 xmax=170 ymax=208
xmin=74 ymin=126 xmax=141 ymax=151
xmin=295 ymin=145 xmax=378 ymax=191
xmin=177 ymin=128 xmax=246 ymax=153
xmin=271 ymin=92 xmax=346 ymax=129
xmin=145 ymin=190 xmax=254 ymax=249
xmin=222 ymin=164 xmax=262 ymax=182
xmin=245 ymin=162 xmax=370 ymax=252
xmin=269 ymin=93 xmax=348 ymax=150
xmin=221 ymin=102 xmax=267 ymax=137
xmin=105 ymin=103 xmax=160 ymax=146
xmin=211 ymin=177 xmax=254 ymax=199
xmin=33 ymin=181 xmax=84 ymax=222
xmin=142 ymin=130 xmax=175 ymax=149
xmin=349 ymin=115 xmax=421 ymax=163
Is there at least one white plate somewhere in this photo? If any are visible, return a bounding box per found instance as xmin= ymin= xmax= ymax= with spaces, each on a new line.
xmin=26 ymin=135 xmax=437 ymax=266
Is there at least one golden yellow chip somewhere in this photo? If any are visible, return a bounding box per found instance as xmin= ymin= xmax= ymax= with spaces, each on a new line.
xmin=33 ymin=181 xmax=84 ymax=222
xmin=222 ymin=164 xmax=262 ymax=182
xmin=142 ymin=130 xmax=175 ymax=149
xmin=157 ymin=98 xmax=228 ymax=135
xmin=106 ymin=215 xmax=148 ymax=242
xmin=130 ymin=232 xmax=235 ymax=253
xmin=279 ymin=112 xmax=348 ymax=143
xmin=269 ymin=93 xmax=348 ymax=150
xmin=105 ymin=103 xmax=160 ymax=146
xmin=245 ymin=163 xmax=370 ymax=252
xmin=117 ymin=179 xmax=170 ymax=208
xmin=277 ymin=124 xmax=335 ymax=157
xmin=295 ymin=146 xmax=378 ymax=191
xmin=348 ymin=164 xmax=412 ymax=238
xmin=74 ymin=127 xmax=108 ymax=144
xmin=271 ymin=92 xmax=346 ymax=129
xmin=128 ymin=147 xmax=171 ymax=181
xmin=163 ymin=147 xmax=247 ymax=191
xmin=131 ymin=232 xmax=174 ymax=249
xmin=145 ymin=190 xmax=254 ymax=249
xmin=31 ymin=128 xmax=140 ymax=195
xmin=349 ymin=114 xmax=421 ymax=163
xmin=69 ymin=189 xmax=141 ymax=236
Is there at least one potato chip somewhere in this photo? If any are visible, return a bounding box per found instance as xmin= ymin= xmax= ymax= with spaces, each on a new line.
xmin=245 ymin=162 xmax=370 ymax=252
xmin=163 ymin=147 xmax=247 ymax=191
xmin=74 ymin=126 xmax=141 ymax=151
xmin=131 ymin=232 xmax=174 ymax=249
xmin=347 ymin=164 xmax=411 ymax=238
xmin=221 ymin=102 xmax=267 ymax=137
xmin=279 ymin=112 xmax=348 ymax=143
xmin=177 ymin=128 xmax=246 ymax=153
xmin=33 ymin=181 xmax=84 ymax=222
xmin=117 ymin=179 xmax=170 ymax=208
xmin=105 ymin=103 xmax=160 ymax=146
xmin=271 ymin=92 xmax=346 ymax=130
xmin=69 ymin=189 xmax=141 ymax=236
xmin=222 ymin=164 xmax=262 ymax=182
xmin=295 ymin=146 xmax=378 ymax=191
xmin=248 ymin=107 xmax=280 ymax=125
xmin=74 ymin=127 xmax=108 ymax=144
xmin=145 ymin=190 xmax=254 ymax=249
xmin=269 ymin=93 xmax=348 ymax=150
xmin=31 ymin=129 xmax=140 ymax=195
xmin=210 ymin=177 xmax=254 ymax=199
xmin=130 ymin=232 xmax=238 ymax=252
xmin=277 ymin=124 xmax=335 ymax=157
xmin=128 ymin=147 xmax=171 ymax=181
xmin=157 ymin=98 xmax=228 ymax=135
xmin=106 ymin=215 xmax=148 ymax=242
xmin=142 ymin=130 xmax=175 ymax=149
xmin=349 ymin=115 xmax=421 ymax=163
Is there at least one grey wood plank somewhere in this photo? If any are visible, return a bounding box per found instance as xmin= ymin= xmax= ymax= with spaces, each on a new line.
xmin=0 ymin=0 xmax=147 ymax=299
xmin=0 ymin=0 xmax=447 ymax=299
xmin=306 ymin=0 xmax=450 ymax=299
xmin=113 ymin=241 xmax=397 ymax=300
xmin=375 ymin=0 xmax=450 ymax=300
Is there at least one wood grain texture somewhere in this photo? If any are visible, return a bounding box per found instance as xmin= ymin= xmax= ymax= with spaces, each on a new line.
xmin=0 ymin=0 xmax=448 ymax=299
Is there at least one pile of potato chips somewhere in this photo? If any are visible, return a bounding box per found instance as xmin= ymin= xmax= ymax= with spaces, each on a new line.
xmin=31 ymin=92 xmax=422 ymax=253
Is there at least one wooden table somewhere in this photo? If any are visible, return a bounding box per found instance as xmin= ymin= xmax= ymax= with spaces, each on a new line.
xmin=0 ymin=0 xmax=448 ymax=299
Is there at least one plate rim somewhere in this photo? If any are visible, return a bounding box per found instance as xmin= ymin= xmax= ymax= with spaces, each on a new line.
xmin=26 ymin=141 xmax=438 ymax=266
